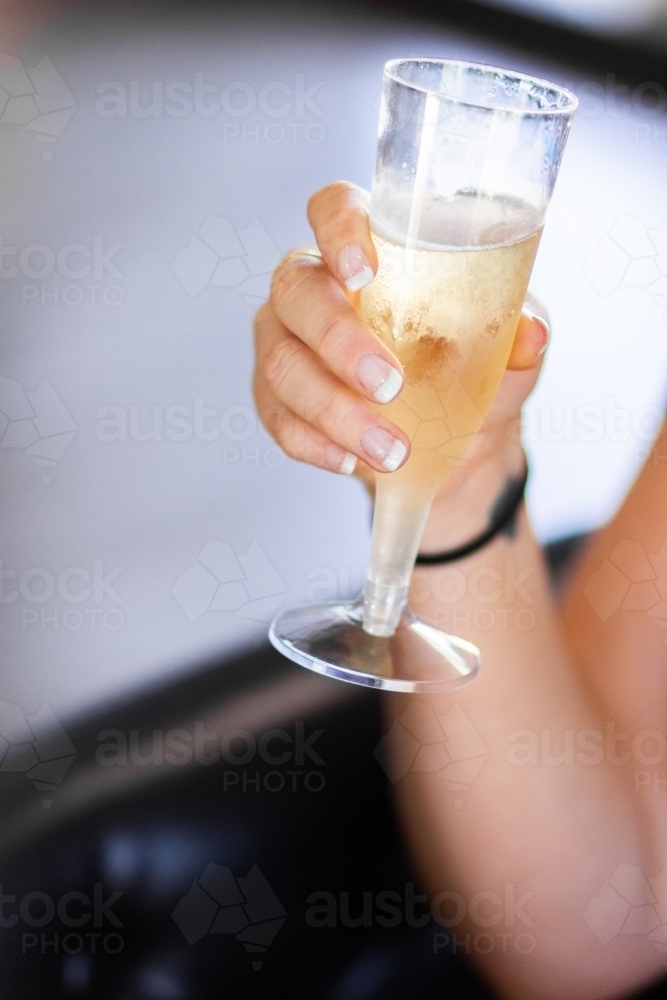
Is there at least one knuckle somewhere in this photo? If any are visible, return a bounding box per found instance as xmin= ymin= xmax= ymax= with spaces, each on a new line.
xmin=263 ymin=336 xmax=304 ymax=393
xmin=284 ymin=423 xmax=312 ymax=460
xmin=308 ymin=180 xmax=361 ymax=210
xmin=266 ymin=409 xmax=309 ymax=462
xmin=253 ymin=300 xmax=271 ymax=330
xmin=259 ymin=401 xmax=289 ymax=443
xmin=307 ymin=181 xmax=351 ymax=217
xmin=316 ymin=311 xmax=356 ymax=360
xmin=270 ymin=256 xmax=315 ymax=311
xmin=307 ymin=182 xmax=369 ymax=236
xmin=318 ymin=205 xmax=368 ymax=248
xmin=314 ymin=396 xmax=341 ymax=437
xmin=314 ymin=390 xmax=360 ymax=441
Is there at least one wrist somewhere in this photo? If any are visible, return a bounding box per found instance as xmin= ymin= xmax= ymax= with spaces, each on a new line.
xmin=419 ymin=438 xmax=525 ymax=556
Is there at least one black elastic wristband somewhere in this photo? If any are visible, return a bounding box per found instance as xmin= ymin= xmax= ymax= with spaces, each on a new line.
xmin=415 ymin=458 xmax=529 ymax=565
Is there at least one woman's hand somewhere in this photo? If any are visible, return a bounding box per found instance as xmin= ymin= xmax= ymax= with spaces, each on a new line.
xmin=252 ymin=181 xmax=550 ymax=524
xmin=253 ymin=182 xmax=411 ymax=478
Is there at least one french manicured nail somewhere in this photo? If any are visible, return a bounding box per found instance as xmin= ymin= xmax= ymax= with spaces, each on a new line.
xmin=523 ymin=292 xmax=550 ymax=357
xmin=534 ymin=317 xmax=550 ymax=356
xmin=357 ymin=354 xmax=403 ymax=403
xmin=337 ymin=244 xmax=374 ymax=292
xmin=325 ymin=444 xmax=357 ymax=475
xmin=361 ymin=427 xmax=408 ymax=472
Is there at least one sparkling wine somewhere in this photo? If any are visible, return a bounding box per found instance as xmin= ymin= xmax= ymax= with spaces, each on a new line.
xmin=359 ymin=191 xmax=541 ymax=633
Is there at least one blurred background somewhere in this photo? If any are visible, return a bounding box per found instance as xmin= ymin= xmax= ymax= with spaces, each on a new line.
xmin=1 ymin=2 xmax=667 ymax=996
xmin=1 ymin=0 xmax=666 ymax=720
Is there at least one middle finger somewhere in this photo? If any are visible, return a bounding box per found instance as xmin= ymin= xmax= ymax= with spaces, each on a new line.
xmin=270 ymin=254 xmax=405 ymax=406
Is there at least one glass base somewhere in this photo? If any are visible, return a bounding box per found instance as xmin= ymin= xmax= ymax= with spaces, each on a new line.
xmin=269 ymin=598 xmax=480 ymax=693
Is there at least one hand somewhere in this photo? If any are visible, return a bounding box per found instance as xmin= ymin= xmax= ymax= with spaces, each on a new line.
xmin=252 ymin=182 xmax=550 ymax=539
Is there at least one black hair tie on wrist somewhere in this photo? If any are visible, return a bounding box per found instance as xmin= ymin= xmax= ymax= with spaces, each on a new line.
xmin=415 ymin=458 xmax=529 ymax=565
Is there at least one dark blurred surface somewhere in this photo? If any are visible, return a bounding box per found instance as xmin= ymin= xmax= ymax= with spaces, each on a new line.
xmin=0 ymin=642 xmax=496 ymax=1000
xmin=378 ymin=0 xmax=667 ymax=82
xmin=1 ymin=538 xmax=666 ymax=1000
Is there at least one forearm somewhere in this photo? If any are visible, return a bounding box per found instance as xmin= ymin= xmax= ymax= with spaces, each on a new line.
xmin=557 ymin=421 xmax=667 ymax=873
xmin=389 ymin=465 xmax=660 ymax=999
xmin=561 ymin=420 xmax=667 ymax=738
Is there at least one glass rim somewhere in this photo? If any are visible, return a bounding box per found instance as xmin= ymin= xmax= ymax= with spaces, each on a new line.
xmin=384 ymin=57 xmax=578 ymax=117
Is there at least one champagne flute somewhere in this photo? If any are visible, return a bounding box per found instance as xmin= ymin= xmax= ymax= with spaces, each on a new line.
xmin=270 ymin=58 xmax=577 ymax=691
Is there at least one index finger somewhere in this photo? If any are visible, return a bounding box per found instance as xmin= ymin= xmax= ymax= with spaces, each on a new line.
xmin=307 ymin=181 xmax=378 ymax=292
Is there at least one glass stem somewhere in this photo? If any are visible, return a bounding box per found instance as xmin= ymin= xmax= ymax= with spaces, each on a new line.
xmin=362 ymin=482 xmax=433 ymax=637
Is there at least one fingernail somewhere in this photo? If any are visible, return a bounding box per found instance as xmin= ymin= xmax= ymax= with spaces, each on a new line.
xmin=325 ymin=444 xmax=357 ymax=475
xmin=523 ymin=292 xmax=550 ymax=356
xmin=357 ymin=354 xmax=403 ymax=403
xmin=532 ymin=316 xmax=550 ymax=356
xmin=337 ymin=244 xmax=374 ymax=292
xmin=361 ymin=427 xmax=408 ymax=472
xmin=339 ymin=451 xmax=358 ymax=475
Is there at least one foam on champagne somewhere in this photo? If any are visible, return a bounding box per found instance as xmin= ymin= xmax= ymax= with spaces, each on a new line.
xmin=370 ymin=185 xmax=540 ymax=249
